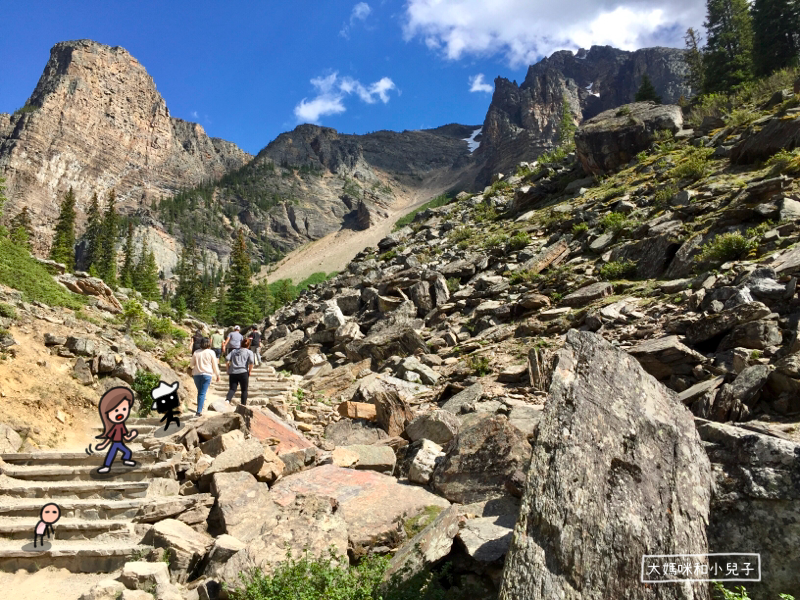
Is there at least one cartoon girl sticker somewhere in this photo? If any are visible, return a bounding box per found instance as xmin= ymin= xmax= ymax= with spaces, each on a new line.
xmin=94 ymin=386 xmax=138 ymax=474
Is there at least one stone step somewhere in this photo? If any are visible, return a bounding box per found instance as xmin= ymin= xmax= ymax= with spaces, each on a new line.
xmin=0 ymin=498 xmax=147 ymax=520
xmin=0 ymin=517 xmax=133 ymax=541
xmin=0 ymin=478 xmax=150 ymax=500
xmin=1 ymin=451 xmax=160 ymax=467
xmin=1 ymin=461 xmax=176 ymax=482
xmin=0 ymin=539 xmax=150 ymax=573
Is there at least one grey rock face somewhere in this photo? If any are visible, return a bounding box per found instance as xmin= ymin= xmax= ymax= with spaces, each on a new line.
xmin=575 ymin=102 xmax=684 ymax=175
xmin=432 ymin=413 xmax=531 ymax=504
xmin=405 ymin=410 xmax=460 ymax=445
xmin=699 ymin=420 xmax=800 ymax=599
xmin=499 ymin=330 xmax=711 ymax=600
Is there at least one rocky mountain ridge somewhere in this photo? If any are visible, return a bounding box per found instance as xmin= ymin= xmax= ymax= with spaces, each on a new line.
xmin=476 ymin=45 xmax=691 ymax=184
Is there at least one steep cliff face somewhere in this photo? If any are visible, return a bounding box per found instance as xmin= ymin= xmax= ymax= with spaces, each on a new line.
xmin=0 ymin=40 xmax=251 ymax=251
xmin=475 ymin=45 xmax=690 ymax=184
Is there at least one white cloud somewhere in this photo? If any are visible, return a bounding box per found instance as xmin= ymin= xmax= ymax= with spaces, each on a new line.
xmin=294 ymin=71 xmax=397 ymax=124
xmin=403 ymin=0 xmax=704 ymax=67
xmin=190 ymin=110 xmax=199 ymax=119
xmin=469 ymin=73 xmax=493 ymax=93
xmin=340 ymin=2 xmax=372 ymax=38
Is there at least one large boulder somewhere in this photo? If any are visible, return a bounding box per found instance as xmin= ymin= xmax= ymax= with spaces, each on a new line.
xmin=499 ymin=330 xmax=711 ymax=599
xmin=142 ymin=519 xmax=213 ymax=583
xmin=57 ymin=273 xmax=123 ymax=313
xmin=431 ymin=413 xmax=531 ymax=504
xmin=216 ymin=494 xmax=349 ymax=588
xmin=699 ymin=420 xmax=800 ymax=599
xmin=355 ymin=377 xmax=417 ymax=437
xmin=345 ymin=325 xmax=428 ymax=366
xmin=405 ymin=410 xmax=460 ymax=445
xmin=731 ymin=114 xmax=800 ymax=164
xmin=575 ymin=102 xmax=683 ymax=175
xmin=0 ymin=423 xmax=22 ymax=453
xmin=270 ymin=465 xmax=450 ymax=550
xmin=199 ymin=437 xmax=265 ymax=485
xmin=628 ymin=335 xmax=706 ymax=380
xmin=324 ymin=418 xmax=388 ymax=446
xmin=207 ymin=471 xmax=278 ymax=542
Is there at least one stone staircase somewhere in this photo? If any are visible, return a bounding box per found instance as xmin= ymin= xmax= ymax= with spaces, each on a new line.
xmin=0 ymin=419 xmax=180 ymax=573
xmin=204 ymin=363 xmax=300 ymax=411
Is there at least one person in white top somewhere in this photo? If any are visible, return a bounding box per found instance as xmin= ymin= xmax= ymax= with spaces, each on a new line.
xmin=190 ymin=338 xmax=221 ymax=416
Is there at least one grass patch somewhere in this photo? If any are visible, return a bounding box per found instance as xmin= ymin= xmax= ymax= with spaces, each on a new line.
xmin=465 ymin=355 xmax=491 ymax=376
xmin=403 ymin=506 xmax=444 ymax=539
xmin=508 ymin=231 xmax=531 ymax=251
xmin=482 ymin=232 xmax=508 ymax=250
xmin=669 ymin=147 xmax=714 ymax=181
xmin=509 ymin=270 xmax=539 ymax=285
xmin=599 ymin=213 xmax=636 ymax=234
xmin=379 ymin=250 xmax=397 ymax=262
xmin=486 ymin=179 xmax=512 ymax=197
xmin=0 ymin=302 xmax=16 ymax=319
xmin=393 ymin=193 xmax=451 ymax=230
xmin=766 ymin=149 xmax=800 ymax=176
xmin=572 ymin=222 xmax=589 ymax=236
xmin=653 ymin=184 xmax=678 ymax=209
xmin=0 ymin=237 xmax=84 ymax=309
xmin=448 ymin=226 xmax=475 ymax=244
xmin=446 ymin=278 xmax=460 ymax=293
xmin=596 ymin=259 xmax=637 ymax=280
xmin=697 ymin=232 xmax=758 ymax=264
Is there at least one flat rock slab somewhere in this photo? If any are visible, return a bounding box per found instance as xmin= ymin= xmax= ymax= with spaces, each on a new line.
xmin=456 ymin=514 xmax=515 ymax=564
xmin=270 ymin=465 xmax=449 ymax=549
xmin=235 ymin=404 xmax=313 ymax=455
xmin=562 ymin=282 xmax=613 ymax=307
xmin=336 ymin=445 xmax=396 ymax=473
xmin=628 ymin=335 xmax=706 ymax=380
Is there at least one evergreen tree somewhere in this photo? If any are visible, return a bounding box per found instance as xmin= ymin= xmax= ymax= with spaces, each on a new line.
xmin=684 ymin=28 xmax=706 ymax=94
xmin=96 ymin=190 xmax=119 ymax=286
xmin=9 ymin=206 xmax=33 ymax=249
xmin=223 ymin=229 xmax=257 ymax=326
xmin=557 ymin=94 xmax=577 ymax=146
xmin=120 ymin=221 xmax=135 ymax=288
xmin=213 ymin=280 xmax=227 ymax=325
xmin=252 ymin=280 xmax=275 ymax=318
xmin=634 ymin=74 xmax=662 ymax=103
xmin=752 ymin=0 xmax=800 ymax=76
xmin=50 ymin=187 xmax=77 ymax=271
xmin=702 ymin=0 xmax=754 ymax=93
xmin=134 ymin=236 xmax=161 ymax=302
xmin=84 ymin=193 xmax=103 ymax=272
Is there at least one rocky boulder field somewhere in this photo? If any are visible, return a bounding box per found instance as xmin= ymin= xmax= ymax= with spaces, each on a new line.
xmin=3 ymin=91 xmax=800 ymax=598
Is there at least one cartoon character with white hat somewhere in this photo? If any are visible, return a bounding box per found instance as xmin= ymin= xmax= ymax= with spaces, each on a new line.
xmin=151 ymin=380 xmax=181 ymax=432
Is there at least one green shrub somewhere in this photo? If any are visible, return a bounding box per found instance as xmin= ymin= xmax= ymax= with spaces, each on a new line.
xmin=727 ymin=107 xmax=759 ymax=127
xmin=446 ymin=278 xmax=460 ymax=293
xmin=0 ymin=237 xmax=83 ymax=309
xmin=394 ymin=194 xmax=452 ymax=230
xmin=465 ymin=355 xmax=491 ymax=376
xmin=697 ymin=232 xmax=758 ymax=264
xmin=597 ymin=259 xmax=636 ymax=280
xmin=132 ymin=370 xmax=162 ymax=416
xmin=572 ymin=222 xmax=589 ymax=236
xmin=508 ymin=269 xmax=539 ymax=285
xmin=483 ymin=232 xmax=508 ymax=249
xmin=170 ymin=326 xmax=188 ymax=341
xmin=669 ymin=147 xmax=714 ymax=181
xmin=379 ymin=250 xmax=397 ymax=262
xmin=766 ymin=149 xmax=800 ymax=175
xmin=599 ymin=213 xmax=633 ymax=234
xmin=653 ymin=184 xmax=678 ymax=209
xmin=487 ymin=179 xmax=511 ymax=197
xmin=13 ymin=104 xmax=38 ymax=116
xmin=616 ymin=106 xmax=631 ymax=117
xmin=601 ymin=186 xmax=626 ymax=201
xmin=449 ymin=226 xmax=475 ymax=243
xmin=636 ymin=150 xmax=649 ymax=163
xmin=146 ymin=317 xmax=173 ymax=339
xmin=121 ymin=299 xmax=147 ymax=332
xmin=508 ymin=231 xmax=531 ymax=250
xmin=132 ymin=334 xmax=156 ymax=352
xmin=687 ymin=93 xmax=730 ymax=128
xmin=0 ymin=302 xmax=16 ymax=319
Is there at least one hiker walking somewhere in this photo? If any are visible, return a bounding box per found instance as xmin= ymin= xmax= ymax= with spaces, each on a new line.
xmin=247 ymin=324 xmax=262 ymax=366
xmin=222 ymin=325 xmax=243 ymax=354
xmin=225 ymin=343 xmax=254 ymax=405
xmin=191 ymin=338 xmax=220 ymax=416
xmin=210 ymin=329 xmax=224 ymax=361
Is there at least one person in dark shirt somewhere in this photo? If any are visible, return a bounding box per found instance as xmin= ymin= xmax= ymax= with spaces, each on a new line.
xmin=94 ymin=387 xmax=138 ymax=474
xmin=247 ymin=324 xmax=262 ymax=366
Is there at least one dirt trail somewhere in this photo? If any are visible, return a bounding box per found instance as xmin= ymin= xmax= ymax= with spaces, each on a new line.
xmin=0 ymin=566 xmax=109 ymax=599
xmin=259 ymin=168 xmax=467 ymax=284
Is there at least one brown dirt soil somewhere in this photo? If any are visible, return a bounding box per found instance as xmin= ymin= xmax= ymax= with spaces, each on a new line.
xmin=0 ymin=325 xmax=101 ymax=451
xmin=0 ymin=566 xmax=112 ymax=599
xmin=259 ymin=167 xmax=470 ymax=284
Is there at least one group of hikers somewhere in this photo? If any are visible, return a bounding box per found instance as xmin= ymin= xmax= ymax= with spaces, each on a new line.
xmin=188 ymin=324 xmax=262 ymax=416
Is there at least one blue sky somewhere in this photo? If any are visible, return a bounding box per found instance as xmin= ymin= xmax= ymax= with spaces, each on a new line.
xmin=0 ymin=1 xmax=704 ymax=155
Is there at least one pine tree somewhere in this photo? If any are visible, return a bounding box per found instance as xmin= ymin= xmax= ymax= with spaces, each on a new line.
xmin=50 ymin=187 xmax=77 ymax=271
xmin=684 ymin=28 xmax=706 ymax=94
xmin=83 ymin=193 xmax=103 ymax=272
xmin=557 ymin=94 xmax=577 ymax=146
xmin=96 ymin=190 xmax=119 ymax=286
xmin=133 ymin=235 xmax=161 ymax=302
xmin=752 ymin=0 xmax=800 ymax=76
xmin=9 ymin=206 xmax=33 ymax=249
xmin=634 ymin=74 xmax=662 ymax=103
xmin=252 ymin=280 xmax=275 ymax=318
xmin=223 ymin=229 xmax=257 ymax=326
xmin=120 ymin=221 xmax=135 ymax=288
xmin=213 ymin=280 xmax=227 ymax=325
xmin=703 ymin=0 xmax=754 ymax=93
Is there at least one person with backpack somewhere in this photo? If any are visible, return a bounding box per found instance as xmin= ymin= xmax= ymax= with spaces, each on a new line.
xmin=190 ymin=328 xmax=205 ymax=354
xmin=222 ymin=325 xmax=243 ymax=354
xmin=225 ymin=343 xmax=254 ymax=405
xmin=247 ymin=324 xmax=262 ymax=366
xmin=190 ymin=338 xmax=221 ymax=416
